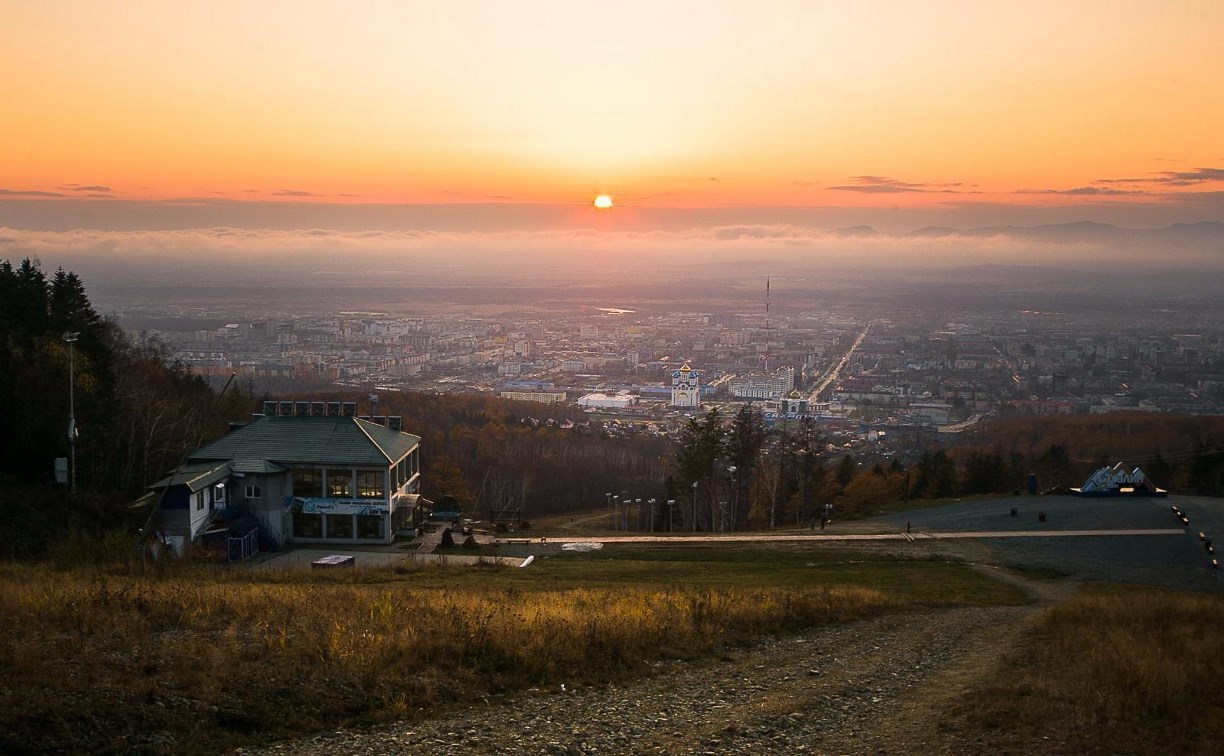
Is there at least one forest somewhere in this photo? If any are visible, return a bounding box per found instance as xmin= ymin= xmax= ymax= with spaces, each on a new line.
xmin=3 ymin=258 xmax=1224 ymax=558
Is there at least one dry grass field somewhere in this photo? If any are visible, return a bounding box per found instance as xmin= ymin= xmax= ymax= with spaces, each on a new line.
xmin=0 ymin=547 xmax=1022 ymax=754
xmin=4 ymin=540 xmax=1219 ymax=754
xmin=948 ymin=587 xmax=1224 ymax=754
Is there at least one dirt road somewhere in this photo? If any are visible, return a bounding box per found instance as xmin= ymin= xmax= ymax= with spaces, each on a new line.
xmin=249 ymin=568 xmax=1066 ymax=755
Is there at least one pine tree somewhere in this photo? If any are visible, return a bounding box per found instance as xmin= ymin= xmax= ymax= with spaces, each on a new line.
xmin=725 ymin=404 xmax=766 ymax=529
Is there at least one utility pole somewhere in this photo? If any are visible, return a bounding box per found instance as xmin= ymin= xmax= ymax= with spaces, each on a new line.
xmin=63 ymin=331 xmax=79 ymax=494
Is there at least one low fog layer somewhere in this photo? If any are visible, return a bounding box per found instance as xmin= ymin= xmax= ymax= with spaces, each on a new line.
xmin=2 ymin=220 xmax=1221 ymax=295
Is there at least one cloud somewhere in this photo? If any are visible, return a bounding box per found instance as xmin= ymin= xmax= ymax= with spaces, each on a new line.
xmin=72 ymin=185 xmax=111 ymax=193
xmin=1095 ymin=167 xmax=1224 ymax=186
xmin=1017 ymin=186 xmax=1150 ymax=196
xmin=272 ymin=190 xmax=320 ymax=197
xmin=828 ymin=176 xmax=972 ymax=194
xmin=707 ymin=225 xmax=808 ymax=240
xmin=829 ymin=183 xmax=922 ymax=194
xmin=1160 ymin=167 xmax=1224 ymax=183
xmin=0 ymin=188 xmax=64 ymax=197
xmin=156 ymin=196 xmax=247 ymax=206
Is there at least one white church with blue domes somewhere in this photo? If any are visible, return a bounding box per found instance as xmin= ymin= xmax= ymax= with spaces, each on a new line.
xmin=670 ymin=361 xmax=700 ymax=408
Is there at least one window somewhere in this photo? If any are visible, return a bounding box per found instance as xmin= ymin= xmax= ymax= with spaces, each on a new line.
xmin=214 ymin=484 xmax=226 ymax=503
xmin=293 ymin=467 xmax=324 ymax=498
xmin=292 ymin=512 xmax=322 ymax=538
xmin=356 ymin=470 xmax=385 ymax=499
xmin=245 ymin=484 xmax=262 ymax=499
xmin=327 ymin=469 xmax=352 ymax=498
xmin=196 ymin=491 xmax=205 ymax=511
xmin=325 ymin=514 xmax=353 ymax=539
xmin=357 ymin=515 xmax=384 ymax=540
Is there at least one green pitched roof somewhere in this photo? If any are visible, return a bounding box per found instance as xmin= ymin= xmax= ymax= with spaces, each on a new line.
xmin=150 ymin=461 xmax=231 ymax=492
xmin=354 ymin=417 xmax=421 ymax=463
xmin=189 ymin=415 xmax=420 ymax=467
xmin=230 ymin=459 xmax=288 ymax=474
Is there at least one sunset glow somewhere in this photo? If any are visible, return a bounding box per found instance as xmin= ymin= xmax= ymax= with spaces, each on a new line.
xmin=0 ymin=1 xmax=1221 ymax=234
xmin=593 ymin=195 xmax=613 ymax=210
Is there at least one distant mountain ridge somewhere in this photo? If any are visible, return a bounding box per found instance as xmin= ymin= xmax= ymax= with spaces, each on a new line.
xmin=826 ymin=220 xmax=1224 ymax=241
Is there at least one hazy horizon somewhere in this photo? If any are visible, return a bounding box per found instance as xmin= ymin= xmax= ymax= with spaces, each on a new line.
xmin=2 ymin=2 xmax=1222 ymax=299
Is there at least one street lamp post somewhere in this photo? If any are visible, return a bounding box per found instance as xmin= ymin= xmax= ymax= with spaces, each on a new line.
xmin=796 ymin=448 xmax=808 ymax=525
xmin=691 ymin=481 xmax=698 ymax=532
xmin=726 ymin=465 xmax=737 ymax=532
xmin=64 ymin=331 xmax=79 ymax=494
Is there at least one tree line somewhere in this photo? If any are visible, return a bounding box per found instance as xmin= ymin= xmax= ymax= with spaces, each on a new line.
xmin=0 ymin=258 xmax=260 ymax=556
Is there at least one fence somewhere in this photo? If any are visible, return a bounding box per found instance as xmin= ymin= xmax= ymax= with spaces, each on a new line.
xmin=227 ymin=530 xmax=259 ymax=562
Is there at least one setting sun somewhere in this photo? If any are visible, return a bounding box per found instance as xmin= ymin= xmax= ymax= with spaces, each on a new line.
xmin=593 ymin=195 xmax=613 ymax=209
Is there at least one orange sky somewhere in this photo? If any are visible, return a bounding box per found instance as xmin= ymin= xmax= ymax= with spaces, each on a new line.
xmin=1 ymin=1 xmax=1222 ymax=218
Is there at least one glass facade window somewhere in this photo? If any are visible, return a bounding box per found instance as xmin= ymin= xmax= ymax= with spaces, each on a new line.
xmin=293 ymin=467 xmax=324 ymax=498
xmin=357 ymin=515 xmax=384 ymax=540
xmin=293 ymin=512 xmax=322 ymax=538
xmin=326 ymin=514 xmax=354 ymax=539
xmin=327 ymin=469 xmax=352 ymax=498
xmin=357 ymin=470 xmax=385 ymax=499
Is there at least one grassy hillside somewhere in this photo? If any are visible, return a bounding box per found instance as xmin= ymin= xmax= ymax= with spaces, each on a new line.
xmin=950 ymin=586 xmax=1224 ymax=754
xmin=0 ymin=548 xmax=1022 ymax=754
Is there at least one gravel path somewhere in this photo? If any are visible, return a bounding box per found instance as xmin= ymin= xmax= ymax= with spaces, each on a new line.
xmin=246 ymin=573 xmax=1051 ymax=756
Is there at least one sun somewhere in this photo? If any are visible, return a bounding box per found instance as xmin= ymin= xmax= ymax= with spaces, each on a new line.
xmin=593 ymin=194 xmax=613 ymax=209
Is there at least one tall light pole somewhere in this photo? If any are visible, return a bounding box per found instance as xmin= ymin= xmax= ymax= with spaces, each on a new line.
xmin=726 ymin=466 xmax=737 ymax=532
xmin=63 ymin=331 xmax=79 ymax=494
xmin=690 ymin=480 xmax=698 ymax=532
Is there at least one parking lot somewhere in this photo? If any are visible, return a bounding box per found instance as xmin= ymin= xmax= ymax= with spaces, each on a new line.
xmin=865 ymin=494 xmax=1224 ymax=593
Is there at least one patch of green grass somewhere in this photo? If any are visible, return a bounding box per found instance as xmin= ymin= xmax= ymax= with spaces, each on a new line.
xmin=526 ymin=545 xmax=1029 ymax=606
xmin=374 ymin=543 xmax=1028 ymax=606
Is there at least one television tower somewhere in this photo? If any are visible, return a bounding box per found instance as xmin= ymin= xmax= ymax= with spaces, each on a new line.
xmin=763 ymin=277 xmax=771 ymax=373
